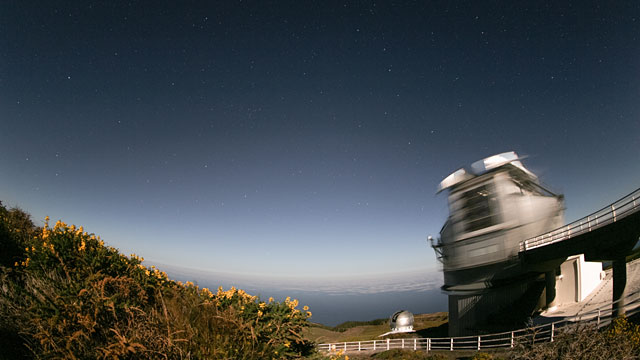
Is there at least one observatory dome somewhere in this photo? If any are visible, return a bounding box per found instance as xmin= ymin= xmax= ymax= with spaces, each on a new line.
xmin=389 ymin=310 xmax=414 ymax=332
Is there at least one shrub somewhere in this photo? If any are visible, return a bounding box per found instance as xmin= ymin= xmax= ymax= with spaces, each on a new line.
xmin=511 ymin=317 xmax=640 ymax=360
xmin=370 ymin=349 xmax=448 ymax=359
xmin=424 ymin=353 xmax=449 ymax=360
xmin=0 ymin=207 xmax=314 ymax=359
xmin=470 ymin=352 xmax=493 ymax=360
xmin=0 ymin=202 xmax=37 ymax=268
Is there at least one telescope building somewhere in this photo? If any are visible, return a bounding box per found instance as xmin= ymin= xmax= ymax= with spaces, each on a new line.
xmin=432 ymin=152 xmax=603 ymax=335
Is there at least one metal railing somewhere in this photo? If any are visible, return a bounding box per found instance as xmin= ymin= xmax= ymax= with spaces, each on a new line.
xmin=520 ymin=188 xmax=640 ymax=252
xmin=318 ymin=286 xmax=640 ymax=354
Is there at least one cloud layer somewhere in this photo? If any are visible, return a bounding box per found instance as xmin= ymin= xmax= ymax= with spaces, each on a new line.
xmin=150 ymin=261 xmax=443 ymax=295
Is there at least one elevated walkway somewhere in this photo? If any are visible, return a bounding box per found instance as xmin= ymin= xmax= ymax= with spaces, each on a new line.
xmin=519 ymin=188 xmax=640 ymax=261
xmin=519 ymin=187 xmax=640 ymax=317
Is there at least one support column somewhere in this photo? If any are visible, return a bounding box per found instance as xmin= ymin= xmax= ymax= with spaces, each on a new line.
xmin=545 ymin=270 xmax=557 ymax=309
xmin=448 ymin=295 xmax=459 ymax=336
xmin=612 ymin=257 xmax=627 ymax=318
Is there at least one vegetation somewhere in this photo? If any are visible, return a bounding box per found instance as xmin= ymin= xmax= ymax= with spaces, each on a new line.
xmin=510 ymin=316 xmax=640 ymax=359
xmin=0 ymin=202 xmax=314 ymax=359
xmin=331 ymin=319 xmax=389 ymax=332
xmin=369 ymin=349 xmax=447 ymax=359
xmin=319 ymin=316 xmax=640 ymax=359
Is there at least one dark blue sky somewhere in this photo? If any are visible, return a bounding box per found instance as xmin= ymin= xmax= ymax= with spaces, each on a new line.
xmin=1 ymin=1 xmax=639 ymax=282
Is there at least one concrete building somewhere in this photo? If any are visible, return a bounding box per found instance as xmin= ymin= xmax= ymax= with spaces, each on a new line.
xmin=553 ymin=254 xmax=604 ymax=307
xmin=431 ymin=152 xmax=603 ymax=335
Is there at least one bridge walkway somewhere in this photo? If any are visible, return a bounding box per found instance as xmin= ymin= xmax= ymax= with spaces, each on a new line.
xmin=519 ymin=187 xmax=640 ymax=317
xmin=519 ymin=187 xmax=640 ymax=260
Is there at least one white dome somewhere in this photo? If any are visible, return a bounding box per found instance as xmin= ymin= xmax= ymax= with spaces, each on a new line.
xmin=389 ymin=310 xmax=414 ymax=332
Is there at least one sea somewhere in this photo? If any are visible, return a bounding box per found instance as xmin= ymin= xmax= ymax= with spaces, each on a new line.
xmin=154 ymin=263 xmax=447 ymax=326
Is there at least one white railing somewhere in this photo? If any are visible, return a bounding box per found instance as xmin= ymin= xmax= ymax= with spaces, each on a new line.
xmin=520 ymin=187 xmax=640 ymax=252
xmin=318 ymin=287 xmax=640 ymax=354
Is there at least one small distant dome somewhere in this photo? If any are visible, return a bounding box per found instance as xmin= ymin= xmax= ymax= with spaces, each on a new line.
xmin=389 ymin=310 xmax=414 ymax=332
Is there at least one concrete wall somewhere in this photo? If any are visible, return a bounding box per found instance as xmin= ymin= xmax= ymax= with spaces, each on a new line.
xmin=448 ymin=279 xmax=542 ymax=336
xmin=555 ymin=254 xmax=603 ymax=305
xmin=556 ymin=258 xmax=578 ymax=304
xmin=577 ymin=255 xmax=604 ymax=301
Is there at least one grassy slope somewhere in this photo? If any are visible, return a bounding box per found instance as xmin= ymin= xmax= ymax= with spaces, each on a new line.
xmin=304 ymin=312 xmax=449 ymax=343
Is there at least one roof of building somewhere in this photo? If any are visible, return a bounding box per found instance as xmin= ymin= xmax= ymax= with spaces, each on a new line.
xmin=437 ymin=151 xmax=537 ymax=193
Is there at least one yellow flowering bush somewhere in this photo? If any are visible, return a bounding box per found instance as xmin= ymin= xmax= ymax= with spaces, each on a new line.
xmin=514 ymin=315 xmax=640 ymax=359
xmin=0 ymin=204 xmax=314 ymax=359
xmin=607 ymin=316 xmax=640 ymax=349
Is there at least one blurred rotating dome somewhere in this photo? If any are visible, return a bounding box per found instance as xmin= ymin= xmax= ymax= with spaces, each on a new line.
xmin=389 ymin=310 xmax=414 ymax=332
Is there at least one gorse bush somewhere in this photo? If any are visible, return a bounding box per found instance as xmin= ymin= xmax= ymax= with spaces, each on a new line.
xmin=470 ymin=353 xmax=495 ymax=360
xmin=366 ymin=349 xmax=449 ymax=359
xmin=0 ymin=203 xmax=314 ymax=359
xmin=511 ymin=316 xmax=640 ymax=360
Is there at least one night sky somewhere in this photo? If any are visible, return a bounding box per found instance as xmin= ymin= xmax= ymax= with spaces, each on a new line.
xmin=2 ymin=1 xmax=639 ymax=286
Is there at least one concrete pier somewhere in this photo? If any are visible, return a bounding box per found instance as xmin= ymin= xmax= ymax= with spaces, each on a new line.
xmin=612 ymin=256 xmax=627 ymax=317
xmin=545 ymin=270 xmax=557 ymax=309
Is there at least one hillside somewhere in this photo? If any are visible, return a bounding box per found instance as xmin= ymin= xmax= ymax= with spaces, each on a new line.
xmin=305 ymin=312 xmax=448 ymax=343
xmin=0 ymin=203 xmax=314 ymax=359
